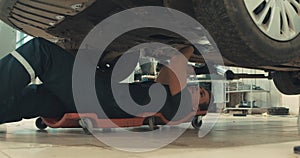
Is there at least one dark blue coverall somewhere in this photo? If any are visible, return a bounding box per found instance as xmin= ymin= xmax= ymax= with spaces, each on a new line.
xmin=0 ymin=38 xmax=76 ymax=123
xmin=0 ymin=38 xmax=192 ymax=124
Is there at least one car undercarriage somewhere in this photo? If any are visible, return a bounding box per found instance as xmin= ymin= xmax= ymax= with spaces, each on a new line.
xmin=1 ymin=0 xmax=300 ymax=94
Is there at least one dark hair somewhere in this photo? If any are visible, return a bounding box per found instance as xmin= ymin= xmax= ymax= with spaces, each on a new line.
xmin=198 ymin=88 xmax=214 ymax=111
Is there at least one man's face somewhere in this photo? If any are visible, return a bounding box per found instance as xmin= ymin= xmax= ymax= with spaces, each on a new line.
xmin=199 ymin=87 xmax=210 ymax=105
xmin=188 ymin=86 xmax=210 ymax=110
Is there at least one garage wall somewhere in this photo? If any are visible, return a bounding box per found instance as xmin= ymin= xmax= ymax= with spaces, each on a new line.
xmin=0 ymin=21 xmax=16 ymax=58
xmin=282 ymin=95 xmax=300 ymax=115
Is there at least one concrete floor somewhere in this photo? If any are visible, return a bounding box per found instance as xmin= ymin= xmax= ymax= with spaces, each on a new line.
xmin=0 ymin=114 xmax=300 ymax=158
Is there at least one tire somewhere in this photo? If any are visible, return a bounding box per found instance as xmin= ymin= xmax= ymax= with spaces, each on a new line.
xmin=191 ymin=116 xmax=203 ymax=130
xmin=147 ymin=117 xmax=159 ymax=131
xmin=79 ymin=118 xmax=93 ymax=135
xmin=294 ymin=146 xmax=300 ymax=154
xmin=192 ymin=0 xmax=300 ymax=66
xmin=273 ymin=71 xmax=300 ymax=95
xmin=35 ymin=117 xmax=48 ymax=130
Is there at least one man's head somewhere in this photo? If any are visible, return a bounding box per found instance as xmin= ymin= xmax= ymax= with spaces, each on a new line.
xmin=199 ymin=87 xmax=210 ymax=105
xmin=199 ymin=87 xmax=213 ymax=111
xmin=188 ymin=85 xmax=212 ymax=111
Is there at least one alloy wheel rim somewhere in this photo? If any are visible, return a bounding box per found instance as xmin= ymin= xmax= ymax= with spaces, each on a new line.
xmin=244 ymin=0 xmax=300 ymax=41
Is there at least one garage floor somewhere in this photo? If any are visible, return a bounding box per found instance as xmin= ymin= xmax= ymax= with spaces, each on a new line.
xmin=0 ymin=115 xmax=300 ymax=158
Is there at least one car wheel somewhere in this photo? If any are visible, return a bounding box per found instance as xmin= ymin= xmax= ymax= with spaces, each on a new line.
xmin=35 ymin=117 xmax=48 ymax=130
xmin=273 ymin=71 xmax=300 ymax=95
xmin=192 ymin=0 xmax=300 ymax=66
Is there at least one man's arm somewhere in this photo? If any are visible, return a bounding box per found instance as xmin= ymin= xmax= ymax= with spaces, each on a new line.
xmin=156 ymin=46 xmax=194 ymax=96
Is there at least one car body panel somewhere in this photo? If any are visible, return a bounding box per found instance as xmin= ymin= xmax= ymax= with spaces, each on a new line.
xmin=1 ymin=0 xmax=300 ymax=72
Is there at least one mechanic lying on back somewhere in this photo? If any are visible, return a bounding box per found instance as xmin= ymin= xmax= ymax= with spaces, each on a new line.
xmin=0 ymin=37 xmax=211 ymax=123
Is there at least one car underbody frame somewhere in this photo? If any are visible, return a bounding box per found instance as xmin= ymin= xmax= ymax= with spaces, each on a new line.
xmin=0 ymin=0 xmax=300 ymax=73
